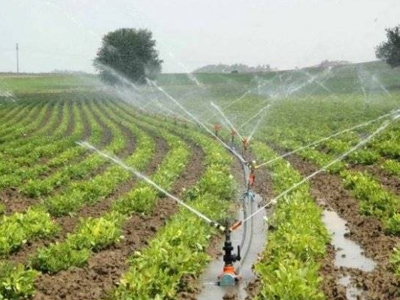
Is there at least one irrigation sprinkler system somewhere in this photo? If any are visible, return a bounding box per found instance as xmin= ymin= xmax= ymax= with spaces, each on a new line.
xmin=79 ymin=93 xmax=399 ymax=293
xmin=76 ymin=69 xmax=400 ymax=295
xmin=256 ymin=107 xmax=400 ymax=168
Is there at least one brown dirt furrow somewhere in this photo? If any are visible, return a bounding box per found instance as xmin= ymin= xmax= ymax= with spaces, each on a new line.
xmin=0 ymin=189 xmax=37 ymax=215
xmin=80 ymin=102 xmax=92 ymax=140
xmin=285 ymin=154 xmax=400 ymax=300
xmin=62 ymin=101 xmax=76 ymax=137
xmin=29 ymin=101 xmax=56 ymax=138
xmin=95 ymin=102 xmax=136 ymax=157
xmin=90 ymin=107 xmax=113 ymax=149
xmin=349 ymin=162 xmax=400 ymax=198
xmin=33 ymin=140 xmax=206 ymax=300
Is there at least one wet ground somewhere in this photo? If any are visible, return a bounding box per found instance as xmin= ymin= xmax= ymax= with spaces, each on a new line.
xmin=322 ymin=209 xmax=376 ymax=300
xmin=286 ymin=154 xmax=400 ymax=300
xmin=197 ymin=192 xmax=266 ymax=300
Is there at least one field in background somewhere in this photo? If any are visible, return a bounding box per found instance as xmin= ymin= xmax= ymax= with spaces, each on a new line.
xmin=1 ymin=61 xmax=400 ymax=299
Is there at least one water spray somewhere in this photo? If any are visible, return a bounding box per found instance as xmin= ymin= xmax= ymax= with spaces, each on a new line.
xmin=242 ymin=116 xmax=399 ymax=225
xmin=211 ymin=102 xmax=244 ymax=142
xmin=147 ymin=79 xmax=246 ymax=163
xmin=239 ymin=104 xmax=270 ymax=129
xmin=372 ymin=75 xmax=392 ymax=97
xmin=247 ymin=106 xmax=269 ymax=144
xmin=76 ymin=141 xmax=226 ymax=232
xmin=256 ymin=108 xmax=400 ymax=168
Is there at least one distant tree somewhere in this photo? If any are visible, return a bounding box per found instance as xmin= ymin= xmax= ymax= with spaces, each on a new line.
xmin=93 ymin=28 xmax=163 ymax=84
xmin=376 ymin=25 xmax=400 ymax=68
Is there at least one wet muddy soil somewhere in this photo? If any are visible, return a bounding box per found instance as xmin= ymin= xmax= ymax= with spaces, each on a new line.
xmin=286 ymin=154 xmax=400 ymax=300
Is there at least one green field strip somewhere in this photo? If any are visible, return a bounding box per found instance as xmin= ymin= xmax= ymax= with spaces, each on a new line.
xmin=113 ymin=117 xmax=235 ymax=300
xmin=0 ymin=101 xmax=45 ymax=141
xmin=0 ymin=100 xmax=126 ymax=259
xmin=0 ymin=260 xmax=38 ymax=299
xmin=251 ymin=142 xmax=329 ymax=300
xmin=0 ymin=100 xmax=70 ymax=185
xmin=0 ymin=100 xmax=33 ymax=131
xmin=0 ymin=99 xmax=63 ymax=156
xmin=0 ymin=102 xmax=29 ymax=128
xmin=40 ymin=100 xmax=135 ymax=216
xmin=0 ymin=208 xmax=59 ymax=256
xmin=0 ymin=100 xmax=82 ymax=192
xmin=382 ymin=159 xmax=400 ymax=179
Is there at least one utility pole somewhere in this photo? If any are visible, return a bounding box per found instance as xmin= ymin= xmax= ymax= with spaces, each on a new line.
xmin=16 ymin=43 xmax=19 ymax=74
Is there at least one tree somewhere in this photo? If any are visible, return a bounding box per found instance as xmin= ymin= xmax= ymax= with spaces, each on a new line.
xmin=376 ymin=25 xmax=400 ymax=68
xmin=94 ymin=28 xmax=163 ymax=84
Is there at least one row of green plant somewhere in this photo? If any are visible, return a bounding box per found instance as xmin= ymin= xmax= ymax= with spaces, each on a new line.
xmin=341 ymin=170 xmax=400 ymax=234
xmin=16 ymin=96 xmax=130 ymax=199
xmin=113 ymin=112 xmax=235 ymax=299
xmin=31 ymin=109 xmax=190 ymax=273
xmin=383 ymin=159 xmax=400 ymax=178
xmin=0 ymin=100 xmax=86 ymax=193
xmin=42 ymin=99 xmax=129 ymax=216
xmin=0 ymin=101 xmax=38 ymax=139
xmin=292 ymin=136 xmax=400 ymax=236
xmin=0 ymin=100 xmax=62 ymax=153
xmin=0 ymin=208 xmax=59 ymax=256
xmin=3 ymin=102 xmax=69 ymax=159
xmin=18 ymin=100 xmax=106 ymax=198
xmin=0 ymin=100 xmax=49 ymax=145
xmin=251 ymin=141 xmax=329 ymax=300
xmin=0 ymin=261 xmax=38 ymax=300
xmin=0 ymin=97 xmax=146 ymax=298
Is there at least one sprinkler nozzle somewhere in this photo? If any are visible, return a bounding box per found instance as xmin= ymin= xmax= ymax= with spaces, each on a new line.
xmin=210 ymin=221 xmax=226 ymax=232
xmin=229 ymin=220 xmax=242 ymax=231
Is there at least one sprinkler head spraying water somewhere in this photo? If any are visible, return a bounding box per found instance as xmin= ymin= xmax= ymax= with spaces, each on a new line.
xmin=242 ymin=137 xmax=249 ymax=158
xmin=245 ymin=160 xmax=259 ymax=190
xmin=230 ymin=128 xmax=236 ymax=148
xmin=214 ymin=123 xmax=222 ymax=137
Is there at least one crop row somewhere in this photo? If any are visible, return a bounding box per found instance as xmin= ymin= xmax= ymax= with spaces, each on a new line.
xmin=0 ymin=100 xmax=86 ymax=193
xmin=0 ymin=97 xmax=193 ymax=298
xmin=113 ymin=107 xmax=235 ymax=299
xmin=251 ymin=141 xmax=329 ymax=299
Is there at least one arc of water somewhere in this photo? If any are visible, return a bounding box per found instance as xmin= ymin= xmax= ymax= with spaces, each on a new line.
xmin=77 ymin=141 xmax=223 ymax=229
xmin=239 ymin=103 xmax=270 ymax=129
xmin=147 ymin=79 xmax=246 ymax=163
xmin=243 ymin=117 xmax=398 ymax=224
xmin=372 ymin=75 xmax=392 ymax=97
xmin=247 ymin=107 xmax=268 ymax=143
xmin=357 ymin=74 xmax=368 ymax=99
xmin=256 ymin=108 xmax=400 ymax=168
xmin=203 ymin=74 xmax=277 ymax=123
xmin=210 ymin=102 xmax=244 ymax=142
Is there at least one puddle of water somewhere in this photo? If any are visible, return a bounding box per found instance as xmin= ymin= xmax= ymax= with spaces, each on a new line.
xmin=338 ymin=275 xmax=364 ymax=300
xmin=322 ymin=209 xmax=375 ymax=300
xmin=322 ymin=209 xmax=376 ymax=271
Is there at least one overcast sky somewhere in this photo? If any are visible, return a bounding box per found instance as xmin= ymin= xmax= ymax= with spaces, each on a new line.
xmin=0 ymin=0 xmax=399 ymax=73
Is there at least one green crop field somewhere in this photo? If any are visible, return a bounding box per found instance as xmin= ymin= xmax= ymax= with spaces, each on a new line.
xmin=0 ymin=61 xmax=400 ymax=300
